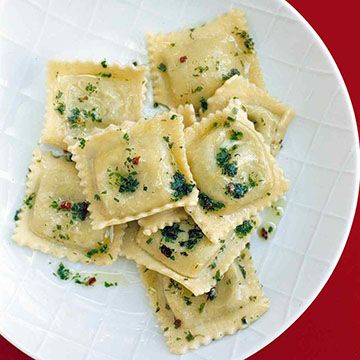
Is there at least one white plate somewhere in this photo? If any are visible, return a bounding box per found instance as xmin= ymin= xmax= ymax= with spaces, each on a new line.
xmin=0 ymin=0 xmax=359 ymax=359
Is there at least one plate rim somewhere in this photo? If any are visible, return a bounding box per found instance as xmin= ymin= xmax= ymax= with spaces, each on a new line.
xmin=0 ymin=0 xmax=359 ymax=359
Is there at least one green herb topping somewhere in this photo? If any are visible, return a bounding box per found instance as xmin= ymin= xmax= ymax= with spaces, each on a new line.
xmin=239 ymin=30 xmax=255 ymax=53
xmin=14 ymin=208 xmax=21 ymax=221
xmin=170 ymin=171 xmax=194 ymax=201
xmin=216 ymin=147 xmax=238 ymax=177
xmin=230 ymin=130 xmax=243 ymax=140
xmin=24 ymin=193 xmax=36 ymax=209
xmin=157 ymin=63 xmax=167 ymax=72
xmin=235 ymin=220 xmax=254 ymax=238
xmin=118 ymin=174 xmax=139 ymax=193
xmin=179 ymin=225 xmax=203 ymax=249
xmin=85 ymin=83 xmax=97 ymax=94
xmin=199 ymin=96 xmax=208 ymax=112
xmin=185 ymin=331 xmax=195 ymax=342
xmin=222 ymin=68 xmax=240 ymax=81
xmin=86 ymin=242 xmax=109 ymax=258
xmin=100 ymin=59 xmax=108 ymax=68
xmin=55 ymin=262 xmax=71 ymax=280
xmin=161 ymin=223 xmax=184 ymax=243
xmin=198 ymin=192 xmax=225 ymax=211
xmin=163 ymin=135 xmax=174 ymax=149
xmin=56 ymin=102 xmax=66 ymax=114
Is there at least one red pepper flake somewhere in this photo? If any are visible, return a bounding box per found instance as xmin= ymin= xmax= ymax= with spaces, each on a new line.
xmin=60 ymin=201 xmax=72 ymax=210
xmin=260 ymin=227 xmax=269 ymax=240
xmin=174 ymin=318 xmax=182 ymax=328
xmin=87 ymin=277 xmax=97 ymax=286
xmin=179 ymin=56 xmax=188 ymax=63
xmin=228 ymin=182 xmax=235 ymax=194
xmin=132 ymin=156 xmax=141 ymax=165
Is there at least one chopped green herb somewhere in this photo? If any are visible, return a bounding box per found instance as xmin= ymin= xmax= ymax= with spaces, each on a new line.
xmin=146 ymin=238 xmax=153 ymax=245
xmin=78 ymin=137 xmax=86 ymax=149
xmin=199 ymin=97 xmax=208 ymax=112
xmin=71 ymin=201 xmax=89 ymax=221
xmin=179 ymin=225 xmax=203 ymax=250
xmin=55 ymin=90 xmax=63 ymax=99
xmin=161 ymin=223 xmax=183 ymax=243
xmin=104 ymin=281 xmax=118 ymax=288
xmin=170 ymin=171 xmax=194 ymax=201
xmin=230 ymin=130 xmax=243 ymax=140
xmin=99 ymin=72 xmax=112 ymax=78
xmin=222 ymin=68 xmax=240 ymax=81
xmin=86 ymin=242 xmax=109 ymax=258
xmin=198 ymin=303 xmax=206 ymax=313
xmin=67 ymin=107 xmax=81 ymax=128
xmin=198 ymin=192 xmax=225 ymax=211
xmin=170 ymin=114 xmax=177 ymax=120
xmin=100 ymin=59 xmax=108 ymax=68
xmin=216 ymin=147 xmax=238 ymax=177
xmin=239 ymin=31 xmax=255 ymax=53
xmin=118 ymin=174 xmax=139 ymax=193
xmin=241 ymin=316 xmax=248 ymax=325
xmin=183 ymin=296 xmax=192 ymax=306
xmin=208 ymin=261 xmax=217 ymax=269
xmin=192 ymin=86 xmax=203 ymax=93
xmin=94 ymin=194 xmax=101 ymax=201
xmin=24 ymin=193 xmax=36 ymax=209
xmin=56 ymin=102 xmax=66 ymax=115
xmin=235 ymin=220 xmax=254 ymax=238
xmin=185 ymin=331 xmax=195 ymax=342
xmin=157 ymin=63 xmax=167 ymax=72
xmin=14 ymin=208 xmax=21 ymax=221
xmin=85 ymin=83 xmax=97 ymax=94
xmin=213 ymin=269 xmax=222 ymax=282
xmin=163 ymin=135 xmax=174 ymax=149
xmin=55 ymin=263 xmax=71 ymax=280
xmin=225 ymin=182 xmax=248 ymax=199
xmin=123 ymin=132 xmax=130 ymax=141
xmin=238 ymin=264 xmax=247 ymax=279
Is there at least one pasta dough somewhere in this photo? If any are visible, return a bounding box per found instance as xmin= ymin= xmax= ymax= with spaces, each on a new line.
xmin=148 ymin=9 xmax=264 ymax=111
xmin=185 ymin=99 xmax=288 ymax=242
xmin=122 ymin=212 xmax=258 ymax=295
xmin=138 ymin=208 xmax=189 ymax=236
xmin=42 ymin=61 xmax=146 ymax=149
xmin=176 ymin=104 xmax=197 ymax=127
xmin=140 ymin=248 xmax=269 ymax=354
xmin=13 ymin=149 xmax=125 ymax=265
xmin=70 ymin=112 xmax=198 ymax=229
xmin=202 ymin=75 xmax=295 ymax=155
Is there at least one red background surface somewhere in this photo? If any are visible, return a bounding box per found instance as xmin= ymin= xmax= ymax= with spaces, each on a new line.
xmin=0 ymin=1 xmax=359 ymax=359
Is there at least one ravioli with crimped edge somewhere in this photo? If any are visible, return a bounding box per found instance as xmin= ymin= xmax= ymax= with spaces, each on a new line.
xmin=140 ymin=247 xmax=269 ymax=354
xmin=185 ymin=99 xmax=288 ymax=243
xmin=13 ymin=148 xmax=125 ymax=265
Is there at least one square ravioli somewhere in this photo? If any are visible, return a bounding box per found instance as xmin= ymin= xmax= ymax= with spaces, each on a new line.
xmin=185 ymin=99 xmax=288 ymax=242
xmin=148 ymin=9 xmax=264 ymax=111
xmin=122 ymin=212 xmax=258 ymax=295
xmin=202 ymin=75 xmax=295 ymax=155
xmin=70 ymin=112 xmax=198 ymax=229
xmin=42 ymin=60 xmax=146 ymax=149
xmin=140 ymin=248 xmax=269 ymax=354
xmin=13 ymin=149 xmax=125 ymax=265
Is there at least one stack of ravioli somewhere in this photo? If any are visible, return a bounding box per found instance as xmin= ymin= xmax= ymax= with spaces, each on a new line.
xmin=13 ymin=10 xmax=295 ymax=354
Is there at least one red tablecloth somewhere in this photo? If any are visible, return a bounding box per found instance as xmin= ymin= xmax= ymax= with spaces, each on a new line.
xmin=1 ymin=1 xmax=359 ymax=359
